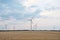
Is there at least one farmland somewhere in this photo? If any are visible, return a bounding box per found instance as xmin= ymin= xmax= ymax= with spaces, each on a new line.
xmin=0 ymin=31 xmax=60 ymax=40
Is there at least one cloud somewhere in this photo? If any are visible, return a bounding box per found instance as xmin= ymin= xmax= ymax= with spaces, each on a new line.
xmin=40 ymin=10 xmax=60 ymax=18
xmin=0 ymin=14 xmax=60 ymax=30
xmin=0 ymin=16 xmax=31 ymax=30
xmin=0 ymin=0 xmax=60 ymax=19
xmin=20 ymin=0 xmax=40 ymax=7
xmin=0 ymin=0 xmax=60 ymax=30
xmin=32 ymin=18 xmax=60 ymax=30
xmin=16 ymin=0 xmax=60 ymax=19
xmin=0 ymin=1 xmax=39 ymax=19
xmin=45 ymin=0 xmax=60 ymax=7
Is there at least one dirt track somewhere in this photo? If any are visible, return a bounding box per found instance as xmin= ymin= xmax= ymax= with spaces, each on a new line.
xmin=0 ymin=31 xmax=60 ymax=40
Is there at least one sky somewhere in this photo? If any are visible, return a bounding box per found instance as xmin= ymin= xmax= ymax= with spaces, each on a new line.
xmin=0 ymin=0 xmax=60 ymax=30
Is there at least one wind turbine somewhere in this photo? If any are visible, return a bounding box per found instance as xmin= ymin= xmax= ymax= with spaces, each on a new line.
xmin=25 ymin=15 xmax=40 ymax=30
xmin=5 ymin=24 xmax=7 ymax=30
xmin=26 ymin=16 xmax=40 ymax=30
xmin=0 ymin=19 xmax=8 ymax=30
xmin=23 ymin=9 xmax=40 ymax=30
xmin=13 ymin=25 xmax=16 ymax=30
xmin=53 ymin=25 xmax=56 ymax=30
xmin=30 ymin=17 xmax=33 ymax=30
xmin=25 ymin=17 xmax=33 ymax=30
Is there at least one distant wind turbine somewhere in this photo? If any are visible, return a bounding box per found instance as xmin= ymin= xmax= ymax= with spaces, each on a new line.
xmin=25 ymin=17 xmax=33 ymax=30
xmin=5 ymin=24 xmax=7 ymax=30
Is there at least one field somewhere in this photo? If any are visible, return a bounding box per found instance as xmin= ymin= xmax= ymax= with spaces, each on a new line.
xmin=0 ymin=31 xmax=60 ymax=40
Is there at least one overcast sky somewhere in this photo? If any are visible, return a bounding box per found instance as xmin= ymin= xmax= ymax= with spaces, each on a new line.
xmin=0 ymin=0 xmax=60 ymax=30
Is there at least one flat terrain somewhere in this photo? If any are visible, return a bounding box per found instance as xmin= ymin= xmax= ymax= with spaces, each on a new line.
xmin=0 ymin=31 xmax=60 ymax=40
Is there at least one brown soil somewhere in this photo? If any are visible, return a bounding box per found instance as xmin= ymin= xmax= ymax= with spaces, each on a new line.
xmin=0 ymin=31 xmax=60 ymax=40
